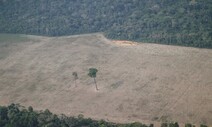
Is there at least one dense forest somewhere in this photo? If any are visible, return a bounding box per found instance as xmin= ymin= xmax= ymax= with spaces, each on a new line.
xmin=0 ymin=104 xmax=208 ymax=127
xmin=0 ymin=0 xmax=212 ymax=48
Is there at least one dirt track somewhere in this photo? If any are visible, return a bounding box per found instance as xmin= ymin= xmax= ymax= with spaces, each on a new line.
xmin=0 ymin=33 xmax=212 ymax=126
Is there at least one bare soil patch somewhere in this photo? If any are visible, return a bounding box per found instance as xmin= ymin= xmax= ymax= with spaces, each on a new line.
xmin=111 ymin=40 xmax=138 ymax=46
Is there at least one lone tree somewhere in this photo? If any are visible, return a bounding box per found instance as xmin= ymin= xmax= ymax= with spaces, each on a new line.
xmin=88 ymin=68 xmax=98 ymax=90
xmin=72 ymin=72 xmax=78 ymax=86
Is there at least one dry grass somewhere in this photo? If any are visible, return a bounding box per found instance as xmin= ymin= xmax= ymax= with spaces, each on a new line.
xmin=0 ymin=33 xmax=212 ymax=126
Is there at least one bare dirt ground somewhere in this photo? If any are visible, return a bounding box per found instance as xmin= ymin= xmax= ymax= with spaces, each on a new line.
xmin=0 ymin=33 xmax=212 ymax=126
xmin=111 ymin=40 xmax=138 ymax=46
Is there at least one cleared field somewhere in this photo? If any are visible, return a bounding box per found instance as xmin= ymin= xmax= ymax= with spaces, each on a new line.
xmin=0 ymin=33 xmax=212 ymax=125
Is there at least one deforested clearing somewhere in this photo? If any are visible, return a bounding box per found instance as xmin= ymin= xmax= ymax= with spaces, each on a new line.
xmin=0 ymin=33 xmax=212 ymax=125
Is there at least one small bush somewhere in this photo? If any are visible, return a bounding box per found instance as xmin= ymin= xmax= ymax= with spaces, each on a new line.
xmin=169 ymin=122 xmax=179 ymax=127
xmin=200 ymin=124 xmax=207 ymax=127
xmin=149 ymin=123 xmax=154 ymax=127
xmin=161 ymin=123 xmax=168 ymax=127
xmin=185 ymin=123 xmax=192 ymax=127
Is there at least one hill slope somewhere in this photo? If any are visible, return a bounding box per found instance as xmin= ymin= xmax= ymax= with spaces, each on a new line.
xmin=0 ymin=34 xmax=212 ymax=125
xmin=0 ymin=0 xmax=212 ymax=48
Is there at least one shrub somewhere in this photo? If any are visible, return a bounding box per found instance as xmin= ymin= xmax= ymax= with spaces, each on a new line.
xmin=185 ymin=123 xmax=192 ymax=127
xmin=200 ymin=124 xmax=207 ymax=127
xmin=161 ymin=123 xmax=168 ymax=127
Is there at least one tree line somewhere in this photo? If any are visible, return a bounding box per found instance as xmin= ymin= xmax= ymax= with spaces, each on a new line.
xmin=0 ymin=103 xmax=208 ymax=127
xmin=0 ymin=0 xmax=211 ymax=48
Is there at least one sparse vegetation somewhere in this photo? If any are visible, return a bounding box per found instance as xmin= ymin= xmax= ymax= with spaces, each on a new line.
xmin=0 ymin=34 xmax=211 ymax=125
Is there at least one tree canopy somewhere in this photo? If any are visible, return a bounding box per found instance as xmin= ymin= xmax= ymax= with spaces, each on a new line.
xmin=88 ymin=68 xmax=98 ymax=78
xmin=0 ymin=0 xmax=211 ymax=48
xmin=0 ymin=104 xmax=208 ymax=127
xmin=88 ymin=68 xmax=99 ymax=90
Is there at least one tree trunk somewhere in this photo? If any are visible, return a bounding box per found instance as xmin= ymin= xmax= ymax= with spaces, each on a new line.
xmin=93 ymin=77 xmax=98 ymax=90
xmin=74 ymin=80 xmax=77 ymax=87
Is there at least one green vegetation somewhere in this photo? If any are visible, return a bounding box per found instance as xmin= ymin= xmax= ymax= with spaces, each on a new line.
xmin=0 ymin=104 xmax=149 ymax=127
xmin=0 ymin=104 xmax=209 ymax=127
xmin=0 ymin=0 xmax=211 ymax=48
xmin=200 ymin=124 xmax=208 ymax=127
xmin=185 ymin=123 xmax=193 ymax=127
xmin=161 ymin=122 xmax=180 ymax=127
xmin=169 ymin=122 xmax=179 ymax=127
xmin=88 ymin=68 xmax=99 ymax=90
xmin=161 ymin=123 xmax=168 ymax=127
xmin=185 ymin=123 xmax=196 ymax=127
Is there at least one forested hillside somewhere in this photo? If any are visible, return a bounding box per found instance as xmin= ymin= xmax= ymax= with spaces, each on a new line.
xmin=0 ymin=0 xmax=211 ymax=48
